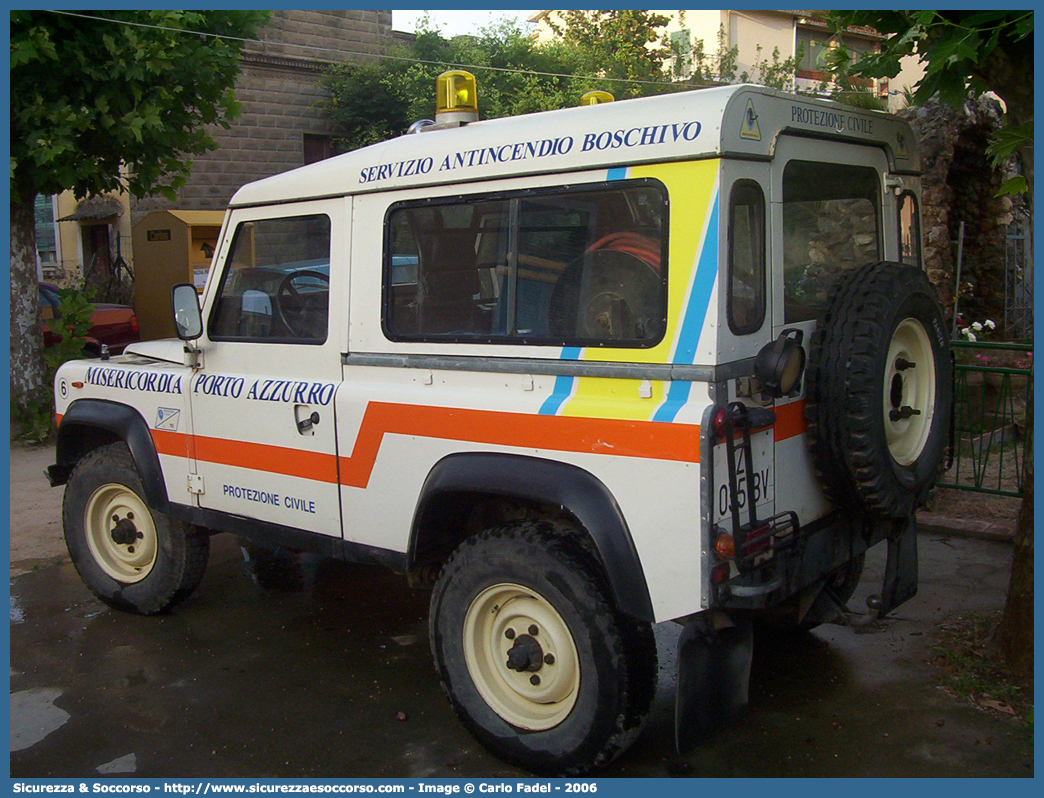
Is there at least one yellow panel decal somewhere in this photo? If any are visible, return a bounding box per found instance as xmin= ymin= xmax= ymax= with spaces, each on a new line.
xmin=560 ymin=160 xmax=719 ymax=421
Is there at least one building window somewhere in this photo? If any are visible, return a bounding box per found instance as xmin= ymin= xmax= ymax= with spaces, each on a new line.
xmin=384 ymin=180 xmax=668 ymax=347
xmin=797 ymin=27 xmax=879 ymax=84
xmin=34 ymin=195 xmax=58 ymax=265
xmin=796 ymin=28 xmax=834 ymax=78
xmin=782 ymin=161 xmax=880 ymax=323
xmin=670 ymin=29 xmax=692 ymax=78
xmin=303 ymin=134 xmax=334 ymax=165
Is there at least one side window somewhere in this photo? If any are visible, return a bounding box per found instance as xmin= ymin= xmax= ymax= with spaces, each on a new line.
xmin=898 ymin=191 xmax=921 ymax=267
xmin=385 ymin=181 xmax=667 ymax=347
xmin=782 ymin=161 xmax=880 ymax=323
xmin=209 ymin=214 xmax=331 ymax=344
xmin=728 ymin=180 xmax=766 ymax=334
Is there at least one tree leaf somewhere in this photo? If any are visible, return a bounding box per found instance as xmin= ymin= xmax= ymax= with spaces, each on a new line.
xmin=995 ymin=176 xmax=1028 ymax=198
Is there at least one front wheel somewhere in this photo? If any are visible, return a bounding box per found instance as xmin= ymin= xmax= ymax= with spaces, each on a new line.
xmin=429 ymin=521 xmax=656 ymax=775
xmin=63 ymin=442 xmax=209 ymax=615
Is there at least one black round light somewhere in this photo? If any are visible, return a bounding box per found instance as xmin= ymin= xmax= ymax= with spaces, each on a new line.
xmin=754 ymin=330 xmax=806 ymax=398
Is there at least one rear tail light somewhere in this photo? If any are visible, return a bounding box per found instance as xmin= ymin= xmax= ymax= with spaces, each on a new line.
xmin=713 ymin=407 xmax=728 ymax=439
xmin=711 ymin=561 xmax=731 ymax=585
xmin=714 ymin=532 xmax=735 ymax=560
xmin=744 ymin=524 xmax=772 ymax=556
xmin=130 ymin=315 xmax=139 ymax=334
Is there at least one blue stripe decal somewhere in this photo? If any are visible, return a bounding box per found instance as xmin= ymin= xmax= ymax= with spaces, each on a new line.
xmin=672 ymin=197 xmax=719 ymax=366
xmin=607 ymin=167 xmax=628 ymax=181
xmin=652 ymin=191 xmax=719 ymax=423
xmin=652 ymin=380 xmax=693 ymax=423
xmin=538 ymin=346 xmax=581 ymax=416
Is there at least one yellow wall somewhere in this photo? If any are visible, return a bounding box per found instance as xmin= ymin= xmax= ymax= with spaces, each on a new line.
xmin=47 ymin=189 xmax=133 ymax=287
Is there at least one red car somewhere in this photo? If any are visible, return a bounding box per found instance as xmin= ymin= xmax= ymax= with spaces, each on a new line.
xmin=40 ymin=282 xmax=140 ymax=356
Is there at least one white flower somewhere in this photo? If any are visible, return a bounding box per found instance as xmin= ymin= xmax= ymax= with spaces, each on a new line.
xmin=966 ymin=332 xmax=977 ymax=342
xmin=985 ymin=319 xmax=996 ymax=330
xmin=962 ymin=327 xmax=971 ymax=336
xmin=972 ymin=322 xmax=983 ymax=332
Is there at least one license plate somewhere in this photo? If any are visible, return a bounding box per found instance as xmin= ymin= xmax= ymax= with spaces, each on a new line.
xmin=711 ymin=430 xmax=774 ymax=527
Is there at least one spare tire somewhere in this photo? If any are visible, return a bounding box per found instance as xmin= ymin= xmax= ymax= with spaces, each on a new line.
xmin=806 ymin=261 xmax=951 ymax=519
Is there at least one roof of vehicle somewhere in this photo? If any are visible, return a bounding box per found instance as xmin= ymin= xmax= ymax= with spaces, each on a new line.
xmin=230 ymin=84 xmax=920 ymax=208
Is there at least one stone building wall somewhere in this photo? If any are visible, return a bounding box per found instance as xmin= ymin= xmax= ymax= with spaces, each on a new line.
xmin=131 ymin=10 xmax=392 ymax=225
xmin=899 ymin=98 xmax=1014 ymax=330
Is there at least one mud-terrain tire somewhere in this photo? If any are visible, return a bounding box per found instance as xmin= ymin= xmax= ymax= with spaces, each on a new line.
xmin=806 ymin=262 xmax=951 ymax=519
xmin=240 ymin=540 xmax=305 ymax=591
xmin=63 ymin=442 xmax=209 ymax=614
xmin=429 ymin=520 xmax=656 ymax=775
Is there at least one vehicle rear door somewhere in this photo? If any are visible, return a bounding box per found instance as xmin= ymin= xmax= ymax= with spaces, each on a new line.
xmin=769 ymin=136 xmax=892 ymax=524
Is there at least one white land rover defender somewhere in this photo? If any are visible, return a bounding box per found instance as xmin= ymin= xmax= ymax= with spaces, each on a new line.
xmin=50 ymin=79 xmax=951 ymax=774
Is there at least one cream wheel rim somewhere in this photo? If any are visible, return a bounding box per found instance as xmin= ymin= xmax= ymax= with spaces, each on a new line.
xmin=84 ymin=483 xmax=158 ymax=583
xmin=883 ymin=317 xmax=936 ymax=466
xmin=462 ymin=583 xmax=580 ymax=730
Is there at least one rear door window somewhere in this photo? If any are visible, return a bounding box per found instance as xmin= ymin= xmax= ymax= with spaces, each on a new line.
xmin=782 ymin=161 xmax=880 ymax=323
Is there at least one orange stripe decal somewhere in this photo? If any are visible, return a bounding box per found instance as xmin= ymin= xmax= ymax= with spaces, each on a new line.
xmin=192 ymin=434 xmax=340 ymax=483
xmin=774 ymin=400 xmax=808 ymax=442
xmin=337 ymin=402 xmax=701 ymax=489
xmin=71 ymin=404 xmax=701 ymax=489
xmin=68 ymin=402 xmax=803 ymax=491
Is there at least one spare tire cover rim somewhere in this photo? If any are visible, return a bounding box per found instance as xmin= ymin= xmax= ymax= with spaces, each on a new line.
xmin=884 ymin=317 xmax=936 ymax=466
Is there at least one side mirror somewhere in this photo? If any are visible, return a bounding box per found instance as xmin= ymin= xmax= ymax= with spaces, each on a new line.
xmin=172 ymin=283 xmax=203 ymax=341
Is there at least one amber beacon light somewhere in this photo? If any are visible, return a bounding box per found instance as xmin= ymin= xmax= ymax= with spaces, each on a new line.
xmin=580 ymin=90 xmax=615 ymax=106
xmin=436 ymin=70 xmax=479 ymax=125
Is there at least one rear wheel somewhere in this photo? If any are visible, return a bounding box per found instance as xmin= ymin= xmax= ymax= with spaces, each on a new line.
xmin=63 ymin=442 xmax=209 ymax=614
xmin=429 ymin=521 xmax=656 ymax=774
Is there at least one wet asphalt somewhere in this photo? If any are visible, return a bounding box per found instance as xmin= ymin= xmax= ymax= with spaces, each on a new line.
xmin=10 ymin=530 xmax=1033 ymax=778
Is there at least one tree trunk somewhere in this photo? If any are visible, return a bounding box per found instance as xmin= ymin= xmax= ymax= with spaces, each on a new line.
xmin=10 ymin=195 xmax=48 ymax=412
xmin=995 ymin=383 xmax=1033 ymax=679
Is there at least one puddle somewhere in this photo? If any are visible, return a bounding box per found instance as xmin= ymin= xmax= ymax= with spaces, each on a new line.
xmin=97 ymin=753 xmax=137 ymax=774
xmin=10 ymin=688 xmax=70 ymax=751
xmin=11 ymin=592 xmax=25 ymax=624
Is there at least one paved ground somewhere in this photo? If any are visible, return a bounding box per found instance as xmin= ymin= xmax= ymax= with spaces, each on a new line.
xmin=9 ymin=442 xmax=1032 ymax=778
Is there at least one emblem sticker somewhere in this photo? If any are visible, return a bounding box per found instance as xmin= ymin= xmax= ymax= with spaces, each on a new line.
xmin=155 ymin=407 xmax=181 ymax=431
xmin=740 ymin=99 xmax=761 ymax=141
xmin=896 ymin=130 xmax=909 ymax=160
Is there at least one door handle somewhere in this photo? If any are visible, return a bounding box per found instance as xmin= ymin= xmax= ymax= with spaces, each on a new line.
xmin=296 ymin=408 xmax=320 ymax=434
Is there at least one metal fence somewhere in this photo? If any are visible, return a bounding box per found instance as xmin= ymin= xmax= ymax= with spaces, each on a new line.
xmin=1005 ymin=215 xmax=1033 ymax=339
xmin=939 ymin=340 xmax=1033 ymax=497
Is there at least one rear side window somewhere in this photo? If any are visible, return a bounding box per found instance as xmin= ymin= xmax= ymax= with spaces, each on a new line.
xmin=384 ymin=180 xmax=668 ymax=347
xmin=209 ymin=214 xmax=331 ymax=344
xmin=898 ymin=191 xmax=921 ymax=268
xmin=782 ymin=161 xmax=880 ymax=323
xmin=728 ymin=180 xmax=766 ymax=334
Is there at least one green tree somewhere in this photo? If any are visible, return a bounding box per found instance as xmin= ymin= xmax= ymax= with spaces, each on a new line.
xmin=544 ymin=10 xmax=672 ymax=97
xmin=9 ymin=10 xmax=269 ymax=417
xmin=323 ymin=19 xmax=611 ymax=153
xmin=829 ymin=10 xmax=1033 ymax=680
xmin=826 ymin=11 xmax=1032 ymax=192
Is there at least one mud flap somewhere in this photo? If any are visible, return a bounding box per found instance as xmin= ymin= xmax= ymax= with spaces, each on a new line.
xmin=876 ymin=515 xmax=918 ymax=617
xmin=675 ymin=615 xmax=753 ymax=753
